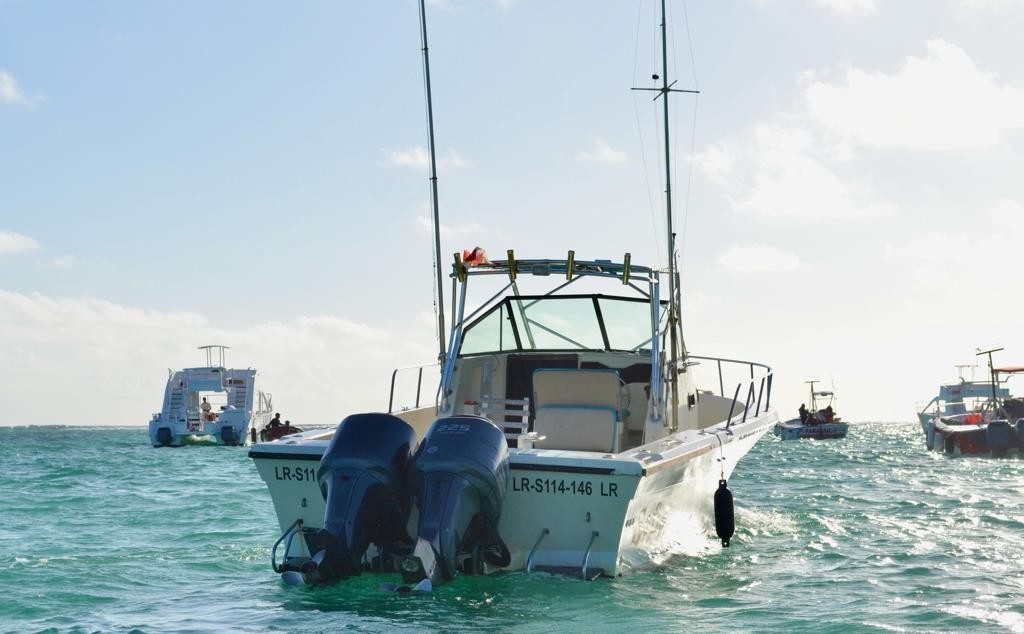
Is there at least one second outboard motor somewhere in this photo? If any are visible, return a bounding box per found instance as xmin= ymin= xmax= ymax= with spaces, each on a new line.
xmin=156 ymin=427 xmax=172 ymax=446
xmin=291 ymin=413 xmax=416 ymax=586
xmin=987 ymin=420 xmax=1012 ymax=457
xmin=400 ymin=416 xmax=510 ymax=589
xmin=220 ymin=426 xmax=237 ymax=446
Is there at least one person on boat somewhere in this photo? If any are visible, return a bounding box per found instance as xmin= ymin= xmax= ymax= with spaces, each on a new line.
xmin=799 ymin=403 xmax=809 ymax=423
xmin=824 ymin=405 xmax=834 ymax=423
xmin=201 ymin=397 xmax=213 ymax=420
xmin=284 ymin=420 xmax=292 ymax=429
xmin=268 ymin=413 xmax=282 ymax=428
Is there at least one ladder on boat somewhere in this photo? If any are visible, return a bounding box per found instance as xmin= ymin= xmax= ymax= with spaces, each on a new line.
xmin=480 ymin=396 xmax=530 ymax=443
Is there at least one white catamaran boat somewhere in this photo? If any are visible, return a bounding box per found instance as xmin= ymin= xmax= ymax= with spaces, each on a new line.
xmin=249 ymin=0 xmax=777 ymax=589
xmin=149 ymin=345 xmax=274 ymax=447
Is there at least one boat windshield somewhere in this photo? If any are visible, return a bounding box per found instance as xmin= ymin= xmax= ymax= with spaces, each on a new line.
xmin=459 ymin=294 xmax=662 ymax=356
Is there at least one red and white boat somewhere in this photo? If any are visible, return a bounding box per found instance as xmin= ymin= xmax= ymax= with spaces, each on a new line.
xmin=919 ymin=346 xmax=1024 ymax=457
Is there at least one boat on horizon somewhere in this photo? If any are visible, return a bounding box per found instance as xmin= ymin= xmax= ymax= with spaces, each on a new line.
xmin=248 ymin=0 xmax=777 ymax=590
xmin=148 ymin=345 xmax=274 ymax=447
xmin=917 ymin=346 xmax=1024 ymax=457
xmin=774 ymin=379 xmax=848 ymax=440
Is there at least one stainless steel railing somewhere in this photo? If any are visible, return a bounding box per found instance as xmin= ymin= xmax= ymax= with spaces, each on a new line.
xmin=688 ymin=355 xmax=773 ymax=429
xmin=387 ymin=362 xmax=440 ymax=414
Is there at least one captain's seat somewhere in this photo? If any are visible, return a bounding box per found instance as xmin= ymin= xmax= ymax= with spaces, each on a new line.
xmin=532 ymin=368 xmax=623 ymax=453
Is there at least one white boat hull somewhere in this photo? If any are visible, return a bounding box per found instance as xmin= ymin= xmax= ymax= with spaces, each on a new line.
xmin=149 ymin=410 xmax=269 ymax=447
xmin=774 ymin=419 xmax=848 ymax=440
xmin=250 ymin=410 xmax=776 ymax=578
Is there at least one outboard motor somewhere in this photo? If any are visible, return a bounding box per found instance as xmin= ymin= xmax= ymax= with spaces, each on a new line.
xmin=220 ymin=426 xmax=237 ymax=446
xmin=156 ymin=427 xmax=172 ymax=446
xmin=399 ymin=416 xmax=510 ymax=589
xmin=291 ymin=413 xmax=416 ymax=586
xmin=1017 ymin=419 xmax=1024 ymax=451
xmin=986 ymin=420 xmax=1012 ymax=457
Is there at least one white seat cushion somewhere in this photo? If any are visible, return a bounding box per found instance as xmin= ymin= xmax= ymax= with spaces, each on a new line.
xmin=534 ymin=405 xmax=619 ymax=453
xmin=533 ymin=369 xmax=621 ymax=410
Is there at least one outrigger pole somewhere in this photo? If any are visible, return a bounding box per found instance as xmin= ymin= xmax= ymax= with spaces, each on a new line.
xmin=633 ymin=0 xmax=699 ymax=429
xmin=419 ymin=0 xmax=446 ymax=363
xmin=977 ymin=345 xmax=1004 ymax=408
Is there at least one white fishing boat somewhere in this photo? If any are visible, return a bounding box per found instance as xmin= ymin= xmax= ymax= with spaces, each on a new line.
xmin=249 ymin=0 xmax=777 ymax=589
xmin=774 ymin=379 xmax=848 ymax=440
xmin=148 ymin=345 xmax=274 ymax=447
xmin=917 ymin=346 xmax=1024 ymax=456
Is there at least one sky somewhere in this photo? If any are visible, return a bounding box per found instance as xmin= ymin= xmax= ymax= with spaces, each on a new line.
xmin=2 ymin=0 xmax=1024 ymax=426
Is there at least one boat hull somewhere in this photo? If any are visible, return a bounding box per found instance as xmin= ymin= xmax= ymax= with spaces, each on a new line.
xmin=148 ymin=410 xmax=269 ymax=447
xmin=774 ymin=419 xmax=848 ymax=440
xmin=923 ymin=416 xmax=1023 ymax=457
xmin=250 ymin=411 xmax=776 ymax=578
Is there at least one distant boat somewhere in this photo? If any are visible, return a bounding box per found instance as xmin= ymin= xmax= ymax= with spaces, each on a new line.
xmin=918 ymin=346 xmax=1024 ymax=457
xmin=148 ymin=345 xmax=274 ymax=447
xmin=261 ymin=421 xmax=303 ymax=442
xmin=774 ymin=379 xmax=848 ymax=440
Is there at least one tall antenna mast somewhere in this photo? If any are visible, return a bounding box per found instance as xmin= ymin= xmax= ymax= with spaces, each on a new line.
xmin=419 ymin=0 xmax=446 ymax=362
xmin=633 ymin=0 xmax=698 ymax=429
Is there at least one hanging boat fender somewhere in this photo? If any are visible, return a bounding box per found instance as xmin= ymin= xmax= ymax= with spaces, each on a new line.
xmin=714 ymin=478 xmax=735 ymax=547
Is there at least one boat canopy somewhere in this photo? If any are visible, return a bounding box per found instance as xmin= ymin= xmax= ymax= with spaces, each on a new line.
xmin=994 ymin=366 xmax=1024 ymax=374
xmin=450 ymin=256 xmax=668 ymax=359
xmin=459 ymin=294 xmax=664 ymax=357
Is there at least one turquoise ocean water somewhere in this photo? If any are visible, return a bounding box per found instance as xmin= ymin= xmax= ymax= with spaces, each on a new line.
xmin=1 ymin=423 xmax=1022 ymax=633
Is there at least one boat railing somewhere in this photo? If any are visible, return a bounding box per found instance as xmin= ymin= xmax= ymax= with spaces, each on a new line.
xmin=688 ymin=355 xmax=773 ymax=429
xmin=388 ymin=362 xmax=440 ymax=414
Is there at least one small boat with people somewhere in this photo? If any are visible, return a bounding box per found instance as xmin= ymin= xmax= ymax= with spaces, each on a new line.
xmin=148 ymin=345 xmax=275 ymax=447
xmin=247 ymin=0 xmax=778 ymax=591
xmin=918 ymin=346 xmax=1024 ymax=457
xmin=260 ymin=414 xmax=304 ymax=442
xmin=774 ymin=379 xmax=848 ymax=440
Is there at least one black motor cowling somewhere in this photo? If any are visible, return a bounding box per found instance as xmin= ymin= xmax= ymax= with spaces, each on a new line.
xmin=297 ymin=413 xmax=416 ymax=585
xmin=156 ymin=427 xmax=172 ymax=446
xmin=220 ymin=426 xmax=238 ymax=446
xmin=400 ymin=416 xmax=510 ymax=588
xmin=987 ymin=420 xmax=1012 ymax=457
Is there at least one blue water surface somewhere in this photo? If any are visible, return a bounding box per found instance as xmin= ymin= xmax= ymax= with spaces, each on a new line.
xmin=1 ymin=423 xmax=1022 ymax=633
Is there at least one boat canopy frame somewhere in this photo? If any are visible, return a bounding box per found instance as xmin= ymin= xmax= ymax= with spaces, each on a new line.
xmin=437 ymin=256 xmax=672 ymax=420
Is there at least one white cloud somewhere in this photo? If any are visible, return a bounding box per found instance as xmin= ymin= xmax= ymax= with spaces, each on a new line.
xmin=885 ymin=230 xmax=970 ymax=262
xmin=416 ymin=215 xmax=489 ymax=238
xmin=0 ymin=290 xmax=436 ymax=426
xmin=719 ymin=245 xmax=802 ymax=273
xmin=753 ymin=0 xmax=877 ymax=15
xmin=50 ymin=255 xmax=75 ymax=269
xmin=887 ymin=200 xmax=1024 ymax=265
xmin=808 ymin=0 xmax=877 ymax=14
xmin=0 ymin=70 xmax=41 ymax=105
xmin=805 ymin=40 xmax=1024 ymax=150
xmin=694 ymin=125 xmax=896 ymax=220
xmin=988 ymin=198 xmax=1024 ymax=233
xmin=959 ymin=0 xmax=1023 ymax=9
xmin=0 ymin=230 xmax=40 ymax=254
xmin=695 ymin=40 xmax=1022 ymax=221
xmin=576 ymin=137 xmax=627 ymax=165
xmin=385 ymin=146 xmax=467 ymax=171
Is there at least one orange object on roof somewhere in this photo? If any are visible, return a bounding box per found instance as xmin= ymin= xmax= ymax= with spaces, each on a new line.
xmin=463 ymin=247 xmax=489 ymax=267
